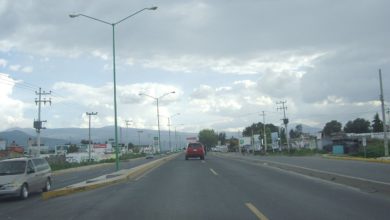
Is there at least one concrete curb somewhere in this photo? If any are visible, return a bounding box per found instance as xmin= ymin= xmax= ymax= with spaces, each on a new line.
xmin=42 ymin=153 xmax=179 ymax=200
xmin=322 ymin=154 xmax=390 ymax=164
xmin=215 ymin=153 xmax=390 ymax=197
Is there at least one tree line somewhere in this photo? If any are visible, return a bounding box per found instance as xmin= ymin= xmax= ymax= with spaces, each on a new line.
xmin=197 ymin=113 xmax=385 ymax=151
xmin=322 ymin=113 xmax=384 ymax=136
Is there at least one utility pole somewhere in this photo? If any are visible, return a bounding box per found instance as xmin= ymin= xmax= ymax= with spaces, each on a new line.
xmin=137 ymin=130 xmax=143 ymax=148
xmin=125 ymin=120 xmax=132 ymax=152
xmin=260 ymin=111 xmax=267 ymax=153
xmin=277 ymin=101 xmax=290 ymax=152
xmin=379 ymin=69 xmax=389 ymax=156
xmin=251 ymin=128 xmax=254 ymax=153
xmin=238 ymin=129 xmax=242 ymax=154
xmin=386 ymin=107 xmax=390 ymax=132
xmin=34 ymin=88 xmax=51 ymax=157
xmin=86 ymin=112 xmax=98 ymax=161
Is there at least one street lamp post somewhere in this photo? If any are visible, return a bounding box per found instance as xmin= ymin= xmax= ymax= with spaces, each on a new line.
xmin=69 ymin=6 xmax=157 ymax=171
xmin=139 ymin=91 xmax=175 ymax=153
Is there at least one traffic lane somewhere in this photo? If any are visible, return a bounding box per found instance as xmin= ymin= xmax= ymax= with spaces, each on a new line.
xmin=115 ymin=156 xmax=257 ymax=220
xmin=223 ymin=153 xmax=390 ymax=183
xmin=52 ymin=155 xmax=162 ymax=189
xmin=207 ymin=154 xmax=390 ymax=220
xmin=0 ymin=155 xmax=258 ymax=220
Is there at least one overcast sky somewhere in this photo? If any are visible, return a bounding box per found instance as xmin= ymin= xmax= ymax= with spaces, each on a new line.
xmin=0 ymin=0 xmax=389 ymax=133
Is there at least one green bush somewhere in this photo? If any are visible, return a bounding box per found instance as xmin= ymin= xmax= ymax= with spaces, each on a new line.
xmin=50 ymin=161 xmax=98 ymax=171
xmin=49 ymin=153 xmax=148 ymax=171
xmin=265 ymin=148 xmax=323 ymax=156
xmin=349 ymin=139 xmax=385 ymax=158
xmin=120 ymin=153 xmax=146 ymax=160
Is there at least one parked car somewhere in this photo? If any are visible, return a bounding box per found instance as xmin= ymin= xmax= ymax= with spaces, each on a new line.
xmin=185 ymin=142 xmax=205 ymax=160
xmin=145 ymin=154 xmax=154 ymax=159
xmin=0 ymin=157 xmax=52 ymax=199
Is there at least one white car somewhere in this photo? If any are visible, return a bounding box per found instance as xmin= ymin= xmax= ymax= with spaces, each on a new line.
xmin=0 ymin=157 xmax=52 ymax=199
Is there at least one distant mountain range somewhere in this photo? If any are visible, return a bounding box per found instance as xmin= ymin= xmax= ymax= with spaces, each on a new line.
xmin=0 ymin=130 xmax=66 ymax=148
xmin=0 ymin=127 xmax=197 ymax=151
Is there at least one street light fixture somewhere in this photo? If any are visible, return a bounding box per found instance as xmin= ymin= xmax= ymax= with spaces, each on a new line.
xmin=70 ymin=6 xmax=157 ymax=171
xmin=139 ymin=91 xmax=175 ymax=153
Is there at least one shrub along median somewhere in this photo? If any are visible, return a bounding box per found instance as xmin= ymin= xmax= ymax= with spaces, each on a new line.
xmin=49 ymin=152 xmax=147 ymax=171
xmin=260 ymin=148 xmax=325 ymax=156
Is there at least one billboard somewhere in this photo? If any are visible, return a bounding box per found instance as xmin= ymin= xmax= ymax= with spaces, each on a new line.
xmin=239 ymin=137 xmax=251 ymax=146
xmin=253 ymin=135 xmax=261 ymax=150
xmin=271 ymin=132 xmax=279 ymax=150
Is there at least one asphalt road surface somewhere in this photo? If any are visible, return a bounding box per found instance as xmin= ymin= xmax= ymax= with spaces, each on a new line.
xmin=0 ymin=154 xmax=389 ymax=220
xmin=224 ymin=153 xmax=390 ymax=183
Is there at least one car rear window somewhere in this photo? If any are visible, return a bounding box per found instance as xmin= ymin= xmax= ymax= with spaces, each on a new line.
xmin=188 ymin=143 xmax=203 ymax=148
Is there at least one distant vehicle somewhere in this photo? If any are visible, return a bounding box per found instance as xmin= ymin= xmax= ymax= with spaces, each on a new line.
xmin=185 ymin=142 xmax=205 ymax=160
xmin=145 ymin=154 xmax=154 ymax=159
xmin=0 ymin=157 xmax=52 ymax=199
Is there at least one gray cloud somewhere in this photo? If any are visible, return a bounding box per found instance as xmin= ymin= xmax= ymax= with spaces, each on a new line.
xmin=1 ymin=0 xmax=390 ymax=131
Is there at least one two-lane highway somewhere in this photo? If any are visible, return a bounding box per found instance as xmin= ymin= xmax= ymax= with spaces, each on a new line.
xmin=0 ymin=154 xmax=389 ymax=220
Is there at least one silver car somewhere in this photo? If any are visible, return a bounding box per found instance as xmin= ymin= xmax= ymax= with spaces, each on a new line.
xmin=0 ymin=157 xmax=52 ymax=199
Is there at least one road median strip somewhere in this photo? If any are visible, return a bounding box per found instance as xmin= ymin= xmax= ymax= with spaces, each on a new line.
xmin=42 ymin=153 xmax=179 ymax=200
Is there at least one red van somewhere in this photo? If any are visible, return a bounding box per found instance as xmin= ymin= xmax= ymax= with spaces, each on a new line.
xmin=185 ymin=142 xmax=205 ymax=160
